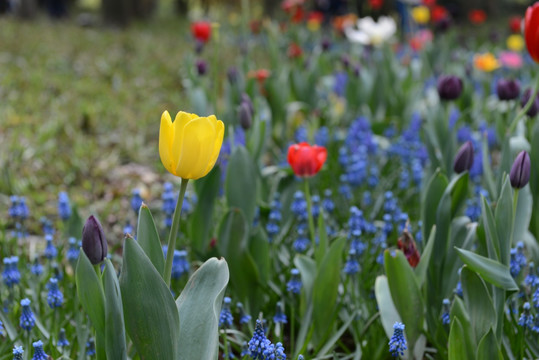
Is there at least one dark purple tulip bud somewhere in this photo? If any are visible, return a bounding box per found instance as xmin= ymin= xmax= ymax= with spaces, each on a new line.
xmin=227 ymin=66 xmax=238 ymax=84
xmin=196 ymin=59 xmax=207 ymax=76
xmin=453 ymin=141 xmax=474 ymax=174
xmin=496 ymin=79 xmax=520 ymax=101
xmin=520 ymin=88 xmax=539 ymax=117
xmin=510 ymin=151 xmax=531 ymax=189
xmin=321 ymin=38 xmax=331 ymax=51
xmin=241 ymin=93 xmax=254 ymax=116
xmin=437 ymin=75 xmax=463 ymax=101
xmin=238 ymin=101 xmax=252 ymax=130
xmin=82 ymin=215 xmax=107 ymax=265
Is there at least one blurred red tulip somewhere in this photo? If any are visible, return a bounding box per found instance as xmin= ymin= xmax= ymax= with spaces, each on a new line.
xmin=509 ymin=16 xmax=522 ymax=33
xmin=468 ymin=9 xmax=487 ymax=24
xmin=397 ymin=230 xmax=420 ymax=268
xmin=422 ymin=0 xmax=436 ymax=7
xmin=287 ymin=142 xmax=327 ymax=177
xmin=287 ymin=43 xmax=303 ymax=58
xmin=369 ymin=0 xmax=383 ymax=10
xmin=191 ymin=21 xmax=212 ymax=43
xmin=431 ymin=5 xmax=448 ymax=23
xmin=525 ymin=3 xmax=539 ymax=63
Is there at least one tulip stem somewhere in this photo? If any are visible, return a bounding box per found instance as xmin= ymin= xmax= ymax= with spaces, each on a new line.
xmin=507 ymin=74 xmax=539 ymax=135
xmin=164 ymin=178 xmax=189 ymax=287
xmin=304 ymin=180 xmax=316 ymax=250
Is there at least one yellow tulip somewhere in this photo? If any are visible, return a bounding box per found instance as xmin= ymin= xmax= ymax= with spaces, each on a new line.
xmin=473 ymin=53 xmax=500 ymax=72
xmin=159 ymin=111 xmax=224 ymax=180
xmin=411 ymin=6 xmax=430 ymax=25
xmin=507 ymin=34 xmax=524 ymax=52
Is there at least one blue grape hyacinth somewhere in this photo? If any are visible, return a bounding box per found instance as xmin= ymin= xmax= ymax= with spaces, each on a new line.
xmin=388 ymin=322 xmax=407 ymax=357
xmin=287 ymin=268 xmax=302 ymax=294
xmin=19 ymin=298 xmax=35 ymax=331
xmin=47 ymin=277 xmax=63 ymax=309
xmin=219 ymin=297 xmax=234 ymax=328
xmin=12 ymin=346 xmax=23 ymax=360
xmin=57 ymin=328 xmax=70 ymax=348
xmin=237 ymin=302 xmax=252 ymax=325
xmin=31 ymin=340 xmax=47 ymax=360
xmin=57 ymin=191 xmax=72 ymax=221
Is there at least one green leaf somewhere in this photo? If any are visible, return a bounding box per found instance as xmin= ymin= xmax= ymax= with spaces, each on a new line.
xmin=448 ymin=318 xmax=469 ymax=360
xmin=315 ymin=209 xmax=328 ymax=267
xmin=449 ymin=297 xmax=475 ymax=354
xmin=0 ymin=311 xmax=16 ymax=340
xmin=482 ymin=135 xmax=497 ymax=200
xmin=461 ymin=267 xmax=496 ymax=343
xmin=225 ymin=146 xmax=258 ymax=226
xmin=75 ymin=251 xmax=105 ymax=332
xmin=312 ymin=237 xmax=346 ymax=343
xmin=375 ymin=276 xmax=402 ymax=340
xmin=495 ymin=178 xmax=513 ymax=266
xmin=119 ymin=236 xmax=180 ymax=360
xmin=448 ymin=172 xmax=469 ymax=217
xmin=189 ymin=166 xmax=221 ymax=256
xmin=294 ymin=254 xmax=317 ymax=318
xmin=414 ymin=225 xmax=435 ymax=287
xmin=476 ymin=328 xmax=502 ymax=360
xmin=456 ymin=248 xmax=518 ymax=291
xmin=136 ymin=204 xmax=165 ymax=276
xmin=217 ymin=209 xmax=261 ymax=313
xmin=102 ymin=259 xmax=127 ymax=360
xmin=67 ymin=205 xmax=83 ymax=239
xmin=481 ymin=196 xmax=500 ymax=261
xmin=514 ymin=186 xmax=533 ymax=247
xmin=384 ymin=250 xmax=424 ymax=351
xmin=176 ymin=258 xmax=229 ymax=360
xmin=249 ymin=227 xmax=270 ymax=284
xmin=316 ymin=310 xmax=359 ymax=357
xmin=421 ymin=169 xmax=448 ymax=243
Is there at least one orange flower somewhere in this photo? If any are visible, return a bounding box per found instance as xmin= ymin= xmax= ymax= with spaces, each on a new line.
xmin=248 ymin=69 xmax=271 ymax=83
xmin=473 ymin=53 xmax=500 ymax=72
xmin=332 ymin=13 xmax=357 ymax=33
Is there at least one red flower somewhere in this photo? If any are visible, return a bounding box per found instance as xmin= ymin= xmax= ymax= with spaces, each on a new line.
xmin=287 ymin=43 xmax=303 ymax=58
xmin=307 ymin=11 xmax=324 ymax=23
xmin=369 ymin=0 xmax=383 ymax=10
xmin=422 ymin=0 xmax=436 ymax=7
xmin=191 ymin=21 xmax=211 ymax=43
xmin=287 ymin=142 xmax=327 ymax=177
xmin=468 ymin=9 xmax=487 ymax=24
xmin=431 ymin=5 xmax=448 ymax=23
xmin=397 ymin=229 xmax=420 ymax=268
xmin=509 ymin=16 xmax=522 ymax=33
xmin=525 ymin=3 xmax=539 ymax=63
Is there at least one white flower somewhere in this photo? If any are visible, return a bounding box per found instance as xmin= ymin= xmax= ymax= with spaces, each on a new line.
xmin=344 ymin=16 xmax=397 ymax=46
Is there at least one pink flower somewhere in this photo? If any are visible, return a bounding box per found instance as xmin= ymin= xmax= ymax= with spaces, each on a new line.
xmin=499 ymin=51 xmax=523 ymax=69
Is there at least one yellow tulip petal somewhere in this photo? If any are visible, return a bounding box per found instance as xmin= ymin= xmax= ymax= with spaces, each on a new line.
xmin=203 ymin=119 xmax=225 ymax=176
xmin=175 ymin=117 xmax=216 ymax=179
xmin=171 ymin=111 xmax=197 ymax=167
xmin=159 ymin=111 xmax=177 ymax=176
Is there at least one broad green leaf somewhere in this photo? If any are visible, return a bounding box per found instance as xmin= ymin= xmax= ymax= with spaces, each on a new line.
xmin=495 ymin=178 xmax=513 ymax=266
xmin=421 ymin=169 xmax=448 ymax=243
xmin=385 ymin=250 xmax=424 ymax=351
xmin=225 ymin=146 xmax=258 ymax=226
xmin=75 ymin=251 xmax=105 ymax=332
xmin=449 ymin=297 xmax=475 ymax=353
xmin=315 ymin=209 xmax=328 ymax=267
xmin=443 ymin=218 xmax=475 ymax=297
xmin=249 ymin=227 xmax=270 ymax=284
xmin=102 ymin=259 xmax=127 ymax=360
xmin=316 ymin=310 xmax=359 ymax=357
xmin=189 ymin=166 xmax=221 ymax=256
xmin=0 ymin=311 xmax=16 ymax=340
xmin=136 ymin=204 xmax=165 ymax=276
xmin=294 ymin=255 xmax=316 ymax=318
xmin=476 ymin=328 xmax=502 ymax=360
xmin=514 ymin=186 xmax=533 ymax=247
xmin=456 ymin=248 xmax=518 ymax=291
xmin=176 ymin=258 xmax=229 ymax=360
xmin=481 ymin=196 xmax=500 ymax=261
xmin=313 ymin=237 xmax=346 ymax=343
xmin=217 ymin=209 xmax=261 ymax=313
xmin=375 ymin=276 xmax=402 ymax=339
xmin=448 ymin=172 xmax=469 ymax=217
xmin=482 ymin=135 xmax=497 ymax=200
xmin=448 ymin=318 xmax=469 ymax=360
xmin=414 ymin=225 xmax=435 ymax=287
xmin=497 ymin=136 xmax=512 ymax=193
xmin=119 ymin=236 xmax=180 ymax=360
xmin=461 ymin=267 xmax=496 ymax=343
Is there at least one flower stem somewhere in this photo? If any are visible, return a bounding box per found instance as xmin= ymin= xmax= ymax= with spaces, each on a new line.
xmin=164 ymin=178 xmax=189 ymax=287
xmin=303 ymin=180 xmax=316 ymax=250
xmin=507 ymin=74 xmax=539 ymax=135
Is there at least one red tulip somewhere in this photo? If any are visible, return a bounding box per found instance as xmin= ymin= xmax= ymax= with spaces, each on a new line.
xmin=287 ymin=142 xmax=327 ymax=177
xmin=369 ymin=0 xmax=383 ymax=11
xmin=431 ymin=5 xmax=448 ymax=23
xmin=468 ymin=9 xmax=486 ymax=24
xmin=509 ymin=16 xmax=522 ymax=33
xmin=191 ymin=21 xmax=211 ymax=43
xmin=525 ymin=3 xmax=539 ymax=63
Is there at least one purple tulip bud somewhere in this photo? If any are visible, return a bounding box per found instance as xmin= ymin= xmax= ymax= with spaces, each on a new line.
xmin=510 ymin=151 xmax=531 ymax=189
xmin=437 ymin=75 xmax=463 ymax=101
xmin=453 ymin=141 xmax=474 ymax=174
xmin=321 ymin=38 xmax=331 ymax=51
xmin=238 ymin=101 xmax=252 ymax=130
xmin=82 ymin=215 xmax=107 ymax=265
xmin=241 ymin=93 xmax=254 ymax=116
xmin=520 ymin=88 xmax=539 ymax=117
xmin=195 ymin=59 xmax=207 ymax=76
xmin=227 ymin=66 xmax=238 ymax=84
xmin=496 ymin=79 xmax=520 ymax=101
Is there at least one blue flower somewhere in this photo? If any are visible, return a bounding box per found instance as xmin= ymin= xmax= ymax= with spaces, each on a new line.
xmin=311 ymin=195 xmax=320 ymax=219
xmin=12 ymin=346 xmax=24 ymax=360
xmin=57 ymin=328 xmax=70 ymax=348
xmin=287 ymin=269 xmax=302 ymax=294
xmin=47 ymin=278 xmax=63 ymax=309
xmin=86 ymin=338 xmax=96 ymax=356
xmin=249 ymin=320 xmax=272 ymax=359
xmin=518 ymin=302 xmax=534 ymax=329
xmin=441 ymin=299 xmax=450 ymax=325
xmin=294 ymin=126 xmax=308 ymax=143
xmin=322 ymin=189 xmax=335 ymax=213
xmin=66 ymin=237 xmax=80 ymax=263
xmin=237 ymin=302 xmax=251 ymax=325
xmin=57 ymin=191 xmax=72 ymax=221
xmin=314 ymin=126 xmax=329 ymax=146
xmin=291 ymin=191 xmax=307 ymax=221
xmin=293 ymin=228 xmax=310 ymax=253
xmin=43 ymin=235 xmax=58 ymax=260
xmin=40 ymin=217 xmax=55 ymax=236
xmin=388 ymin=322 xmax=407 ymax=357
xmin=0 ymin=320 xmax=5 ymax=336
xmin=219 ymin=297 xmax=234 ymax=328
xmin=172 ymin=250 xmax=189 ymax=279
xmin=273 ymin=302 xmax=287 ymax=324
xmin=20 ymin=298 xmax=35 ymax=331
xmin=31 ymin=340 xmax=47 ymax=360
xmin=344 ymin=249 xmax=360 ymax=275
xmin=266 ymin=193 xmax=282 ymax=241
xmin=131 ymin=189 xmax=143 ymax=214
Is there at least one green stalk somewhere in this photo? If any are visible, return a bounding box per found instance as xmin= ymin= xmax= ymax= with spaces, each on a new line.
xmin=290 ymin=300 xmax=296 ymax=356
xmin=303 ymin=180 xmax=316 ymax=250
xmin=507 ymin=74 xmax=539 ymax=135
xmin=164 ymin=178 xmax=189 ymax=287
xmin=222 ymin=329 xmax=229 ymax=359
